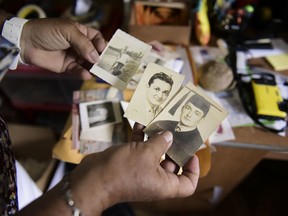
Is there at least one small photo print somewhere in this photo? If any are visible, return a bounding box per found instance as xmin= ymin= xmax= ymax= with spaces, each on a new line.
xmin=144 ymin=82 xmax=228 ymax=167
xmin=124 ymin=62 xmax=184 ymax=126
xmin=79 ymin=100 xmax=122 ymax=130
xmin=90 ymin=29 xmax=152 ymax=90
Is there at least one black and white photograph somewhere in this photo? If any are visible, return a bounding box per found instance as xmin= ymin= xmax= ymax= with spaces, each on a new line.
xmin=124 ymin=62 xmax=185 ymax=126
xmin=79 ymin=99 xmax=122 ymax=131
xmin=144 ymin=82 xmax=228 ymax=167
xmin=90 ymin=29 xmax=152 ymax=90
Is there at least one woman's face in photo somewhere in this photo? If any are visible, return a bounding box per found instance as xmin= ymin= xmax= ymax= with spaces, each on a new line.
xmin=146 ymin=79 xmax=172 ymax=107
xmin=180 ymin=102 xmax=204 ymax=127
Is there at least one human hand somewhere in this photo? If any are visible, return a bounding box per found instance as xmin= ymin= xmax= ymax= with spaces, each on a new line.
xmin=70 ymin=123 xmax=200 ymax=215
xmin=20 ymin=18 xmax=106 ymax=79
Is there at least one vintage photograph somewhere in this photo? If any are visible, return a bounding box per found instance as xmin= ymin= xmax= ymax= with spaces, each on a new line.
xmin=79 ymin=99 xmax=122 ymax=131
xmin=90 ymin=29 xmax=152 ymax=90
xmin=126 ymin=42 xmax=182 ymax=90
xmin=144 ymin=82 xmax=228 ymax=167
xmin=72 ymin=89 xmax=113 ymax=149
xmin=124 ymin=62 xmax=184 ymax=126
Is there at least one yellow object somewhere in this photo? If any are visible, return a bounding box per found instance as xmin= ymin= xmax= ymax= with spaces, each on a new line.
xmin=266 ymin=54 xmax=288 ymax=71
xmin=252 ymin=79 xmax=286 ymax=119
xmin=17 ymin=4 xmax=46 ymax=19
xmin=195 ymin=0 xmax=210 ymax=45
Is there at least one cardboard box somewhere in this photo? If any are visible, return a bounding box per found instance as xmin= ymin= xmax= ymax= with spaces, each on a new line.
xmin=128 ymin=1 xmax=192 ymax=45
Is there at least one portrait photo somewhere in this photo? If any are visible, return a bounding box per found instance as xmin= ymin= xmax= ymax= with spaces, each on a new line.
xmin=124 ymin=62 xmax=185 ymax=126
xmin=90 ymin=29 xmax=152 ymax=90
xmin=144 ymin=82 xmax=228 ymax=167
xmin=79 ymin=99 xmax=122 ymax=131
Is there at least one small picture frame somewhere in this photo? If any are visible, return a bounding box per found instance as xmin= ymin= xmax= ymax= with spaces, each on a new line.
xmin=144 ymin=82 xmax=228 ymax=167
xmin=79 ymin=99 xmax=122 ymax=131
xmin=124 ymin=62 xmax=184 ymax=126
xmin=90 ymin=29 xmax=152 ymax=90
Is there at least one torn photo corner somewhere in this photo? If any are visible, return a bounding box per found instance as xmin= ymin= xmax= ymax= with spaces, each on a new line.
xmin=89 ymin=29 xmax=152 ymax=90
xmin=144 ymin=82 xmax=229 ymax=167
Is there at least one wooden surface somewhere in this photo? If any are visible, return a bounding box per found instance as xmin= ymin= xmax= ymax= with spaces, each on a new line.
xmin=217 ymin=126 xmax=288 ymax=151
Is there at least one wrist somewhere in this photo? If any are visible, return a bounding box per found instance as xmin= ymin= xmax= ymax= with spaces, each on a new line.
xmin=1 ymin=17 xmax=29 ymax=69
xmin=69 ymin=170 xmax=115 ymax=215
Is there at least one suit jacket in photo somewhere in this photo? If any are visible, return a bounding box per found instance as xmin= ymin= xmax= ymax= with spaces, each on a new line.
xmin=146 ymin=120 xmax=203 ymax=167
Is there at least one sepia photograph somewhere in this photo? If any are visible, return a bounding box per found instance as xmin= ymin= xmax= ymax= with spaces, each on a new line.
xmin=124 ymin=62 xmax=184 ymax=126
xmin=90 ymin=29 xmax=152 ymax=90
xmin=72 ymin=89 xmax=113 ymax=149
xmin=144 ymin=82 xmax=228 ymax=167
xmin=79 ymin=99 xmax=122 ymax=131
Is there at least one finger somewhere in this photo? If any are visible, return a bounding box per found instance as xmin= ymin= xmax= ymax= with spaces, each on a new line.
xmin=177 ymin=155 xmax=200 ymax=197
xmin=130 ymin=123 xmax=145 ymax=142
xmin=92 ymin=35 xmax=106 ymax=53
xmin=144 ymin=131 xmax=173 ymax=159
xmin=83 ymin=24 xmax=106 ymax=52
xmin=69 ymin=26 xmax=101 ymax=64
xmin=67 ymin=61 xmax=93 ymax=80
xmin=160 ymin=159 xmax=179 ymax=174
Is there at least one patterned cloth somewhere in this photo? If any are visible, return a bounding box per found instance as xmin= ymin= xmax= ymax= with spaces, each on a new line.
xmin=0 ymin=117 xmax=18 ymax=215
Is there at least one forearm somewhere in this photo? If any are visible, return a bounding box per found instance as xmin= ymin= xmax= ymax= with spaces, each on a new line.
xmin=16 ymin=174 xmax=110 ymax=216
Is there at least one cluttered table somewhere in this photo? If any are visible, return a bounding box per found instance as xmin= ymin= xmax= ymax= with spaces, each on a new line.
xmin=51 ymin=36 xmax=287 ymax=214
xmin=2 ymin=0 xmax=287 ymax=214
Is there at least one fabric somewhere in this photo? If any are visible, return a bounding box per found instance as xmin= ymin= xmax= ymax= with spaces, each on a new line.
xmin=16 ymin=161 xmax=42 ymax=210
xmin=0 ymin=117 xmax=18 ymax=215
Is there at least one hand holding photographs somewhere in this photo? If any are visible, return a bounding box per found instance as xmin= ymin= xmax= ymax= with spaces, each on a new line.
xmin=125 ymin=71 xmax=228 ymax=167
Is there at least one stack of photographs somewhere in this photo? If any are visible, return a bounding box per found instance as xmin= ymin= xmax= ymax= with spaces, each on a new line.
xmin=72 ymin=88 xmax=128 ymax=154
xmin=124 ymin=63 xmax=228 ymax=167
xmin=81 ymin=29 xmax=228 ymax=166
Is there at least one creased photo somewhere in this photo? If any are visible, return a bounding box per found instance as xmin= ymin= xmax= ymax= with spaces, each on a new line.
xmin=90 ymin=29 xmax=152 ymax=90
xmin=144 ymin=82 xmax=228 ymax=167
xmin=124 ymin=62 xmax=184 ymax=126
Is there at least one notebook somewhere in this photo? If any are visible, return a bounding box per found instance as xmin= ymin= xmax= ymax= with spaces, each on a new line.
xmin=265 ymin=54 xmax=288 ymax=71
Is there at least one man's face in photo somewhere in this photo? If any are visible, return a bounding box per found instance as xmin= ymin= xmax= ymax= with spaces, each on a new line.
xmin=146 ymin=79 xmax=172 ymax=107
xmin=180 ymin=102 xmax=204 ymax=127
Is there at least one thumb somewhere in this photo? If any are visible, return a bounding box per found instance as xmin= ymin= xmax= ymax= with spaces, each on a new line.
xmin=145 ymin=131 xmax=173 ymax=159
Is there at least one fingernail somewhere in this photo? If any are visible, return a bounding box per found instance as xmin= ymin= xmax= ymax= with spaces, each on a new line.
xmin=90 ymin=50 xmax=99 ymax=63
xmin=162 ymin=131 xmax=173 ymax=143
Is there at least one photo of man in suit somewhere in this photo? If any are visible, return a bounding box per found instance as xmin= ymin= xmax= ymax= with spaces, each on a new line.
xmin=145 ymin=93 xmax=211 ymax=167
xmin=145 ymin=72 xmax=174 ymax=124
xmin=124 ymin=62 xmax=184 ymax=126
